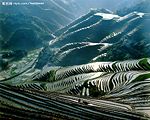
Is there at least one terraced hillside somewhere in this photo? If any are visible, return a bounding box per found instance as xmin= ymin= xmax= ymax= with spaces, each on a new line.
xmin=0 ymin=0 xmax=150 ymax=119
xmin=36 ymin=9 xmax=150 ymax=68
xmin=1 ymin=58 xmax=150 ymax=119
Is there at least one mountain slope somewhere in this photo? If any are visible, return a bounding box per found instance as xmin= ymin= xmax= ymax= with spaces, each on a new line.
xmin=0 ymin=0 xmax=77 ymax=32
xmin=0 ymin=0 xmax=84 ymax=51
xmin=0 ymin=14 xmax=55 ymax=50
xmin=36 ymin=9 xmax=150 ymax=68
xmin=55 ymin=8 xmax=113 ymax=36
